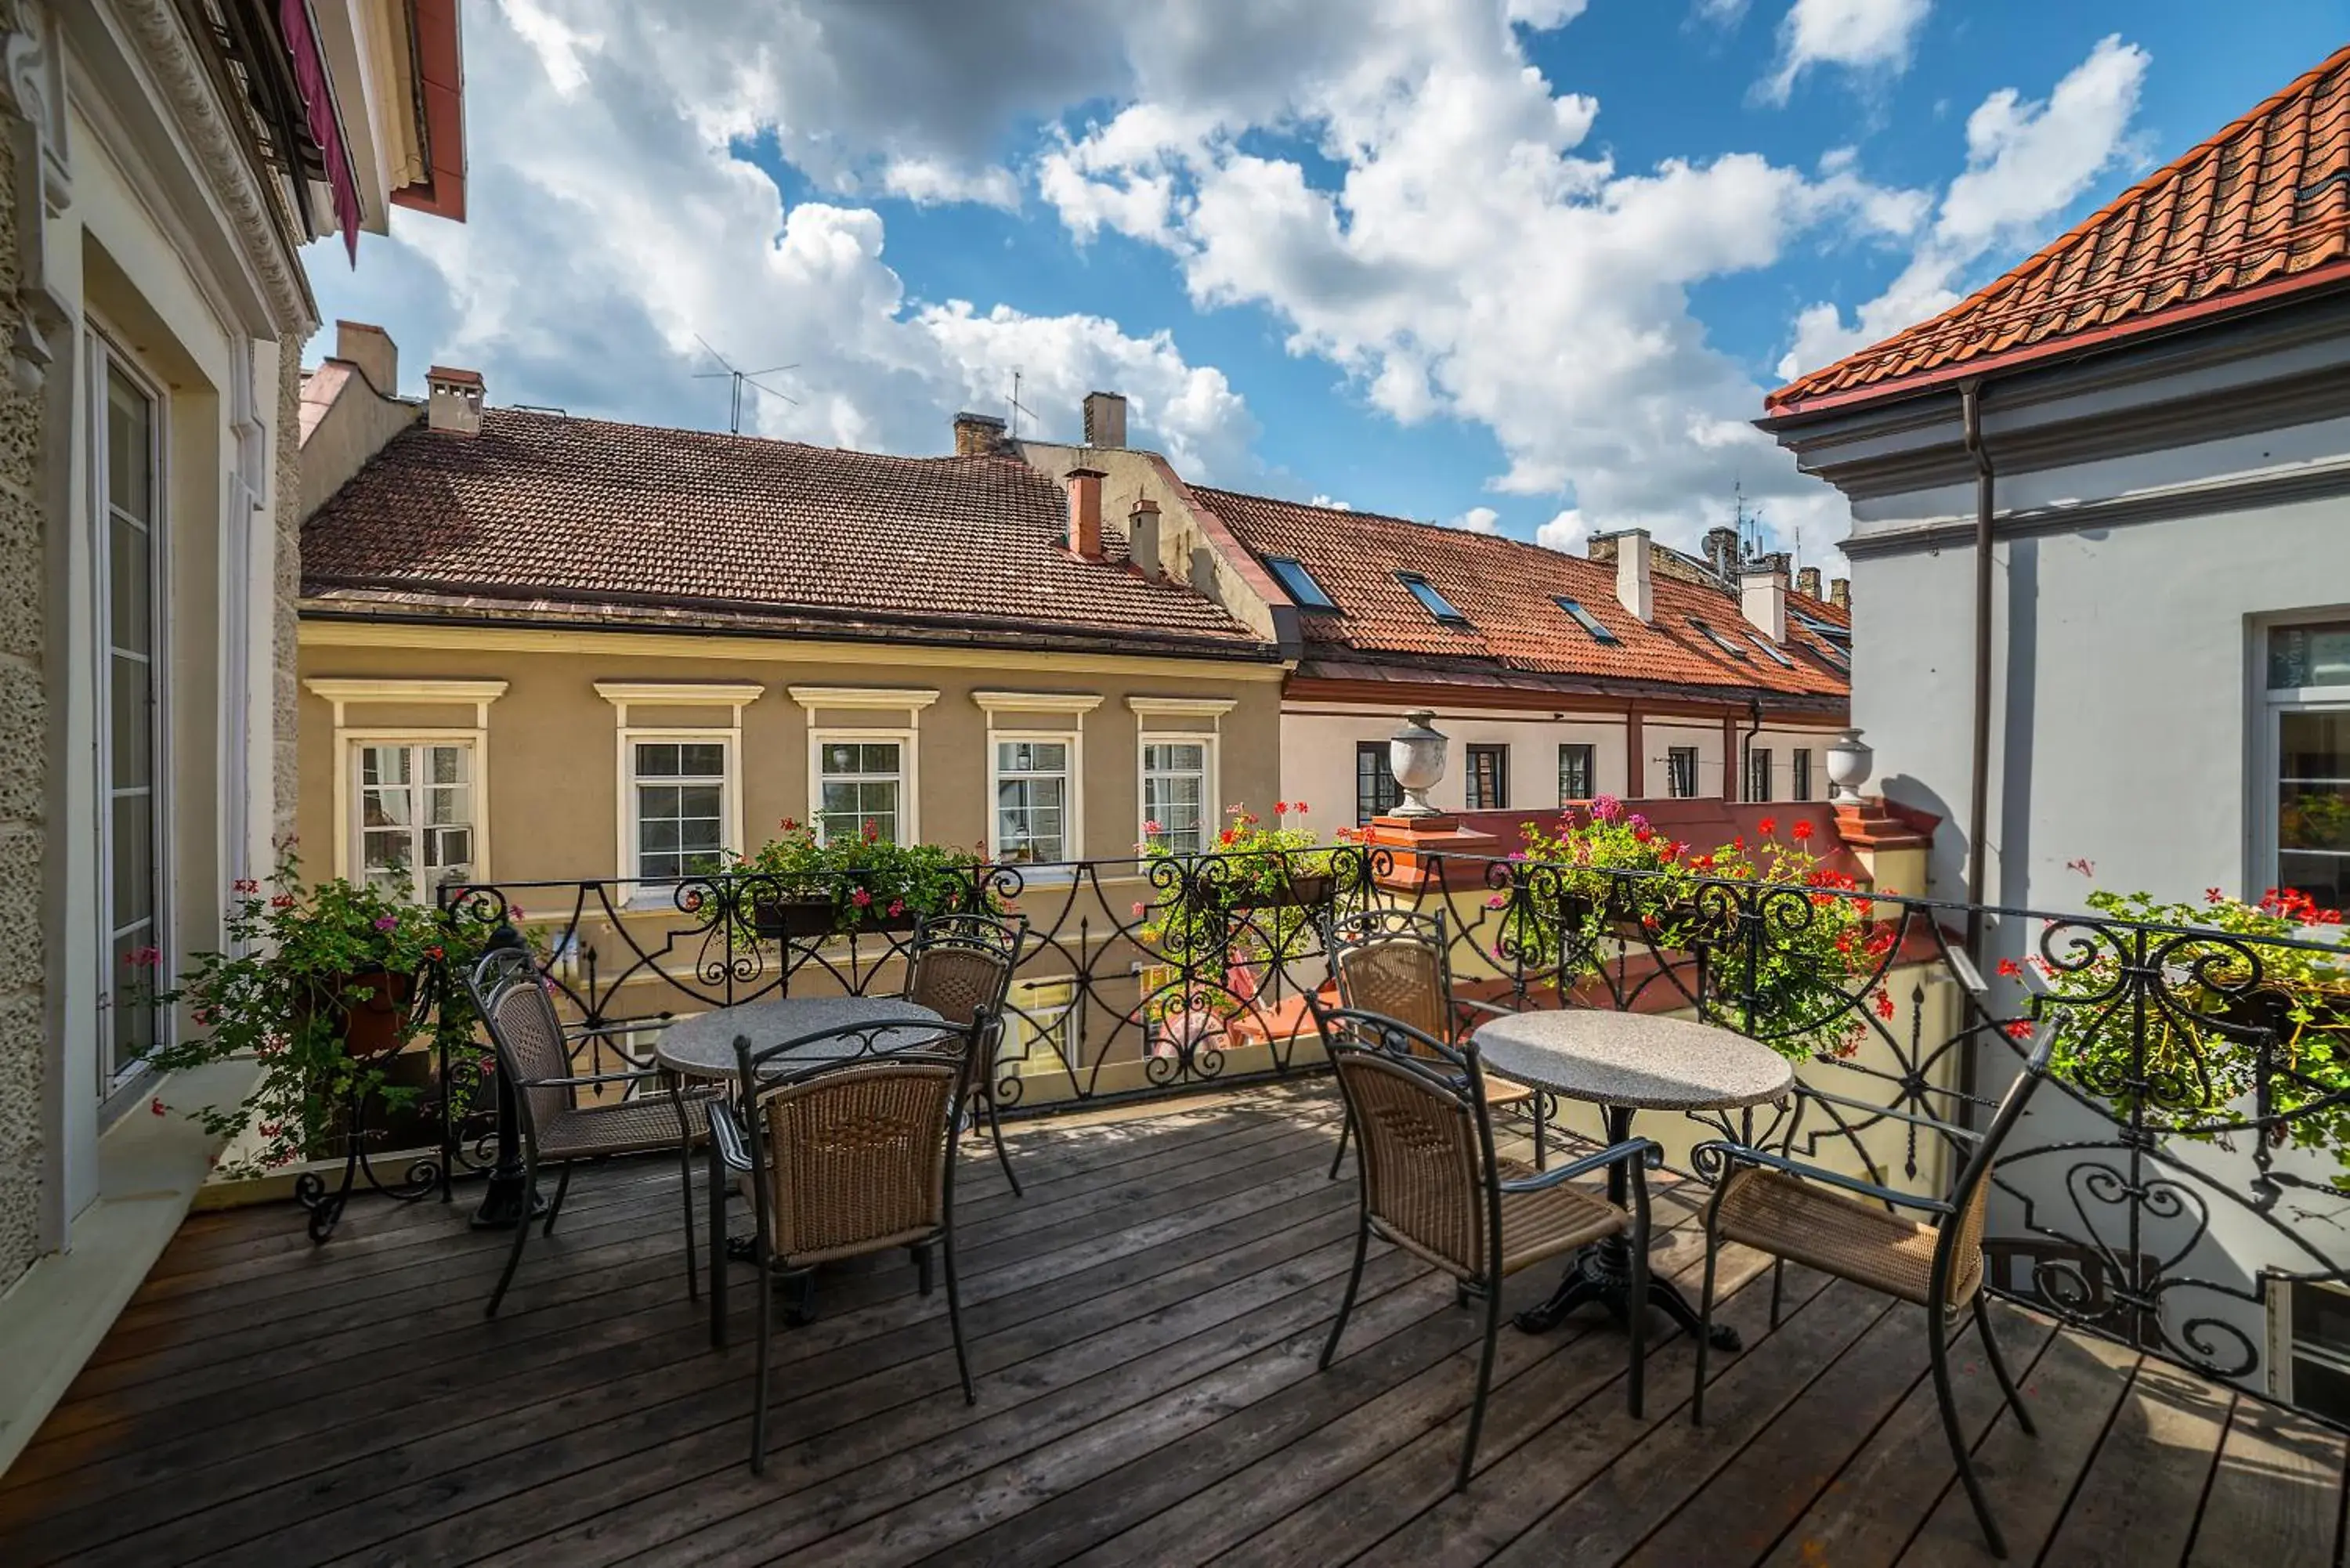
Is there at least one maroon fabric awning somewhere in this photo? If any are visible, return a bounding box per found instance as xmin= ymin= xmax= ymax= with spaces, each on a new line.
xmin=280 ymin=0 xmax=362 ymax=262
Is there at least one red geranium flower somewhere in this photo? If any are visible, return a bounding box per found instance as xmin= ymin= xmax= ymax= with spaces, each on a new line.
xmin=851 ymin=887 xmax=874 ymax=908
xmin=1757 ymin=817 xmax=1777 ymax=836
xmin=1873 ymin=992 xmax=1895 ymax=1021
xmin=2005 ymin=1020 xmax=2034 ymax=1040
xmin=1996 ymin=958 xmax=2022 ymax=977
xmin=1791 ymin=821 xmax=1814 ymax=842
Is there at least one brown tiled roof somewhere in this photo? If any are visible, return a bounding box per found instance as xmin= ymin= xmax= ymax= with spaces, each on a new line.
xmin=1191 ymin=487 xmax=1850 ymax=706
xmin=302 ymin=410 xmax=1271 ymax=658
xmin=1768 ymin=43 xmax=2350 ymax=415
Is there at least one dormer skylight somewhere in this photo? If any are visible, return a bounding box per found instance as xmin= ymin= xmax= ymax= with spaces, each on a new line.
xmin=1747 ymin=632 xmax=1795 ymax=667
xmin=1556 ymin=598 xmax=1621 ymax=645
xmin=1398 ymin=573 xmax=1471 ymax=627
xmin=1265 ymin=555 xmax=1338 ymax=612
xmin=1688 ymin=616 xmax=1749 ymax=660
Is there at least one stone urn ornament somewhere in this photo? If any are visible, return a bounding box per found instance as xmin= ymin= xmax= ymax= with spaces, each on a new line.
xmin=1826 ymin=727 xmax=1875 ymax=807
xmin=1389 ymin=710 xmax=1448 ymax=818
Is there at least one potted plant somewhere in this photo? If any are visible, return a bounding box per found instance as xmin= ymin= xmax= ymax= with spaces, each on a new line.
xmin=139 ymin=858 xmax=490 ymax=1178
xmin=1137 ymin=804 xmax=1330 ymax=1029
xmin=736 ymin=816 xmax=994 ymax=940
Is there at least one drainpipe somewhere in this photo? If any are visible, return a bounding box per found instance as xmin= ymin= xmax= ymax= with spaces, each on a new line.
xmin=1961 ymin=380 xmax=1995 ymax=961
xmin=1740 ymin=697 xmax=1764 ymax=804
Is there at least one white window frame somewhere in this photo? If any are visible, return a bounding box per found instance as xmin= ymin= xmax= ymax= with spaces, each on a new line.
xmin=808 ymin=730 xmax=916 ymax=847
xmin=307 ymin=680 xmax=508 ymax=894
xmin=1747 ymin=745 xmax=1774 ymax=804
xmin=974 ymin=691 xmax=1100 ymax=869
xmin=597 ymin=683 xmax=759 ymax=892
xmin=92 ymin=331 xmax=172 ymax=1092
xmin=1006 ymin=974 xmax=1081 ymax=1076
xmin=789 ymin=686 xmax=938 ymax=848
xmin=2269 ymin=1274 xmax=2350 ymax=1422
xmin=1129 ymin=696 xmax=1235 ymax=854
xmin=2259 ymin=620 xmax=2350 ymax=907
xmin=347 ymin=739 xmax=483 ymax=900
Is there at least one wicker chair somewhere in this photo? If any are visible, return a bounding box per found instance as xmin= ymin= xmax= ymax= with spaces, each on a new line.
xmin=1325 ymin=908 xmax=1546 ymax=1177
xmin=1690 ymin=1025 xmax=2056 ymax=1558
xmin=705 ymin=1012 xmax=987 ymax=1472
xmin=1312 ymin=1003 xmax=1661 ymax=1492
xmin=903 ymin=912 xmax=1028 ymax=1194
xmin=465 ymin=943 xmax=714 ymax=1317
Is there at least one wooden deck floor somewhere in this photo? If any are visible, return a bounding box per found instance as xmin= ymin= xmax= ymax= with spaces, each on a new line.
xmin=2 ymin=1085 xmax=2343 ymax=1567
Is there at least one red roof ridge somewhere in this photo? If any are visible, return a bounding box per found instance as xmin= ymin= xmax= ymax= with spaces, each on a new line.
xmin=1768 ymin=41 xmax=2350 ymax=415
xmin=465 ymin=403 xmax=1034 ymax=471
xmin=1188 ymin=483 xmax=1607 ymax=571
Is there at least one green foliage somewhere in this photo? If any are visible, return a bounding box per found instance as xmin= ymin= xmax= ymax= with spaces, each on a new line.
xmin=2037 ymin=883 xmax=2350 ymax=1188
xmin=734 ymin=815 xmax=994 ymax=936
xmin=137 ymin=857 xmax=490 ymax=1179
xmin=1137 ymin=804 xmax=1332 ymax=1021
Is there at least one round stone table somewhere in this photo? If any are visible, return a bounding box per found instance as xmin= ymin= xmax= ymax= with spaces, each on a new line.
xmin=1472 ymin=1010 xmax=1794 ymax=1347
xmin=656 ymin=994 xmax=948 ymax=1081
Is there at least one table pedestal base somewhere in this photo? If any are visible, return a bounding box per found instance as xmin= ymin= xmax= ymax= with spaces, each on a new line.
xmin=1514 ymin=1237 xmax=1742 ymax=1352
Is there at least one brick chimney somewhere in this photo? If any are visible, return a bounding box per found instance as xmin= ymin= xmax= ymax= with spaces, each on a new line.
xmin=1127 ymin=497 xmax=1161 ymax=579
xmin=1614 ymin=528 xmax=1653 ymax=623
xmin=1796 ymin=565 xmax=1821 ymax=600
xmin=1083 ymin=392 xmax=1127 ymax=450
xmin=425 ymin=366 xmax=483 ymax=436
xmin=1828 ymin=576 xmax=1850 ymax=609
xmin=1702 ymin=525 xmax=1739 ymax=583
xmin=1065 ymin=468 xmax=1106 ymax=559
xmin=335 ymin=320 xmax=397 ymax=396
xmin=953 ymin=411 xmax=1007 ymax=456
xmin=1741 ymin=563 xmax=1788 ymax=643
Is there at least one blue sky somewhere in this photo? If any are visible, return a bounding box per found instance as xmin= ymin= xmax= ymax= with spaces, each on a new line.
xmin=312 ymin=0 xmax=2350 ymax=567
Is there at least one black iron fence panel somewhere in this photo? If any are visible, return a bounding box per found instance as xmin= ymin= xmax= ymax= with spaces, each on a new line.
xmin=430 ymin=847 xmax=2350 ymax=1422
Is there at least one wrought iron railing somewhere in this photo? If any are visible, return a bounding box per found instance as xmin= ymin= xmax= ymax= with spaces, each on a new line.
xmin=422 ymin=846 xmax=2350 ymax=1423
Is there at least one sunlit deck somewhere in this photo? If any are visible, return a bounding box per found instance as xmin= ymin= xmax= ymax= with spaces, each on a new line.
xmin=0 ymin=1085 xmax=2339 ymax=1567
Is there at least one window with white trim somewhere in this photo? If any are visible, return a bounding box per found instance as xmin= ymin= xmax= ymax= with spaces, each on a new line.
xmin=992 ymin=737 xmax=1072 ymax=864
xmin=2266 ymin=622 xmax=2350 ymax=909
xmin=1558 ymin=742 xmax=1596 ymax=803
xmin=633 ymin=739 xmax=729 ymax=880
xmin=99 ymin=346 xmax=165 ymax=1082
xmin=1746 ymin=746 xmax=1773 ymax=804
xmin=816 ymin=739 xmax=906 ymax=846
xmin=2273 ymin=1277 xmax=2350 ymax=1424
xmin=1792 ymin=747 xmax=1813 ymax=802
xmin=1667 ymin=746 xmax=1700 ymax=800
xmin=356 ymin=742 xmax=477 ymax=898
xmin=1142 ymin=739 xmax=1211 ymax=854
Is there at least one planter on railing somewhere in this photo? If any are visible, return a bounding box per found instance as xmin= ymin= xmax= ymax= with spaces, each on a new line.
xmin=749 ymin=896 xmax=922 ymax=941
xmin=312 ymin=966 xmax=418 ymax=1059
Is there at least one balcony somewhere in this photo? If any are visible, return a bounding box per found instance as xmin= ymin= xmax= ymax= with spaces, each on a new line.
xmin=5 ymin=845 xmax=2347 ymax=1563
xmin=2 ymin=1084 xmax=2339 ymax=1565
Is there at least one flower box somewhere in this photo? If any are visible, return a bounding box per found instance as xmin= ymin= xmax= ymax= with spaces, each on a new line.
xmin=1232 ymin=872 xmax=1335 ymax=912
xmin=750 ymin=897 xmax=920 ymax=941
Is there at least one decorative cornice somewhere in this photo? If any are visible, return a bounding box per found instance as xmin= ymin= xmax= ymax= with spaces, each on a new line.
xmin=970 ymin=691 xmax=1105 ymax=716
xmin=596 ymin=681 xmax=765 ymax=709
xmin=1126 ymin=695 xmax=1238 ymax=722
xmin=788 ymin=685 xmax=942 ymax=713
xmin=110 ymin=0 xmax=316 ymax=334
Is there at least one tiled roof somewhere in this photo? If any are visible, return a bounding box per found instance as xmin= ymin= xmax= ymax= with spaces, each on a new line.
xmin=1768 ymin=43 xmax=2350 ymax=414
xmin=302 ymin=410 xmax=1270 ymax=657
xmin=298 ymin=363 xmax=352 ymax=446
xmin=1191 ymin=487 xmax=1850 ymax=705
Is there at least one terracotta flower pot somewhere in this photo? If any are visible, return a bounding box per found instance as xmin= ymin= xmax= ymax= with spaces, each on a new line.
xmin=323 ymin=968 xmax=417 ymax=1059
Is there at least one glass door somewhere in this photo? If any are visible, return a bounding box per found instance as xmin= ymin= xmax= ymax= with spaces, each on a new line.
xmin=99 ymin=349 xmax=165 ymax=1084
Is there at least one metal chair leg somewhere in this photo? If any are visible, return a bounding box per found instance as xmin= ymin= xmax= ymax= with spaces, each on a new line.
xmin=943 ymin=1224 xmax=976 ymax=1405
xmin=985 ymin=1093 xmax=1022 ymax=1198
xmin=540 ymin=1165 xmax=573 ymax=1237
xmin=484 ymin=1160 xmax=537 ymax=1318
xmin=1973 ymin=1293 xmax=2036 ymax=1436
xmin=751 ymin=1262 xmax=779 ymax=1473
xmin=1932 ymin=1298 xmax=2009 ymax=1559
xmin=1768 ymin=1257 xmax=1785 ymax=1330
xmin=1320 ymin=1215 xmax=1371 ymax=1370
xmin=1531 ymin=1095 xmax=1548 ymax=1172
xmin=1626 ymin=1172 xmax=1651 ymax=1420
xmin=1456 ymin=1279 xmax=1502 ymax=1493
xmin=1327 ymin=1114 xmax=1351 ymax=1180
xmin=913 ymin=1241 xmax=935 ymax=1297
xmin=1692 ymin=1207 xmax=1724 ymax=1426
xmin=682 ymin=1130 xmax=700 ymax=1303
xmin=707 ymin=1140 xmax=728 ymax=1349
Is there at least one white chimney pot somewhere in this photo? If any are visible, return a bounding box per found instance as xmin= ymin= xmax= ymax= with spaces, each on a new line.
xmin=1741 ymin=565 xmax=1788 ymax=644
xmin=1614 ymin=529 xmax=1654 ymax=623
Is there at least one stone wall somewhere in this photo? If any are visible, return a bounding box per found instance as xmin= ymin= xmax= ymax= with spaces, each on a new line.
xmin=0 ymin=125 xmax=48 ymax=1291
xmin=273 ymin=341 xmax=302 ymax=851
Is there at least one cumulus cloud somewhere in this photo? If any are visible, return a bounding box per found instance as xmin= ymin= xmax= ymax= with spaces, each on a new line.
xmin=1452 ymin=507 xmax=1502 ymax=533
xmin=1779 ymin=34 xmax=2150 ymax=380
xmin=1536 ymin=508 xmax=1594 ymax=554
xmin=1759 ymin=0 xmax=1934 ymax=106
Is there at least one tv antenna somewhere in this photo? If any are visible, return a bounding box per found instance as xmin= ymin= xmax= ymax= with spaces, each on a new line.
xmin=1732 ymin=479 xmax=1766 ymax=563
xmin=693 ymin=336 xmax=800 ymax=435
xmin=1007 ymin=367 xmax=1038 ymax=440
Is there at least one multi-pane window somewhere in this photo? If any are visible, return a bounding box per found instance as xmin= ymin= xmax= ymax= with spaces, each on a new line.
xmin=2269 ymin=623 xmax=2350 ymax=909
xmin=101 ymin=355 xmax=163 ymax=1081
xmin=1466 ymin=744 xmax=1509 ymax=810
xmin=1357 ymin=742 xmax=1400 ymax=825
xmin=357 ymin=743 xmax=476 ymax=898
xmin=1792 ymin=747 xmax=1813 ymax=802
xmin=1558 ymin=743 xmax=1595 ymax=803
xmin=993 ymin=739 xmax=1070 ymax=864
xmin=1667 ymin=746 xmax=1700 ymax=800
xmin=634 ymin=741 xmax=728 ymax=880
xmin=2279 ymin=1279 xmax=2350 ymax=1425
xmin=815 ymin=740 xmax=905 ymax=846
xmin=1142 ymin=740 xmax=1209 ymax=854
xmin=1746 ymin=746 xmax=1773 ymax=804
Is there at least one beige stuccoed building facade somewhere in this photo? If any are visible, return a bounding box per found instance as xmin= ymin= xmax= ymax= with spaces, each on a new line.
xmin=0 ymin=0 xmax=468 ymax=1471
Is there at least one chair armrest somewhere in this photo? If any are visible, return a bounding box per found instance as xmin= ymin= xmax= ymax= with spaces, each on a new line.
xmin=1499 ymin=1137 xmax=1661 ymax=1193
xmin=524 ymin=1067 xmax=664 ymax=1092
xmin=1449 ymin=995 xmax=1517 ymax=1024
xmin=1695 ymin=1140 xmax=1954 ymax=1215
xmin=707 ymin=1099 xmax=753 ymax=1172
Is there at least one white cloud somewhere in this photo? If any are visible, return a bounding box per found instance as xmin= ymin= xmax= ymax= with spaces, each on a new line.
xmin=312 ymin=1 xmax=1254 ymax=478
xmin=1452 ymin=506 xmax=1502 ymax=533
xmin=1535 ymin=508 xmax=1593 ymax=554
xmin=1760 ymin=0 xmax=1933 ymax=106
xmin=1309 ymin=493 xmax=1354 ymax=510
xmin=1779 ymin=34 xmax=2150 ymax=380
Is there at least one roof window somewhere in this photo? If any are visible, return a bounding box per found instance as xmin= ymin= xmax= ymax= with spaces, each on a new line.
xmin=1747 ymin=633 xmax=1795 ymax=667
xmin=1687 ymin=616 xmax=1749 ymax=660
xmin=1397 ymin=573 xmax=1471 ymax=627
xmin=1555 ymin=598 xmax=1621 ymax=645
xmin=1265 ymin=556 xmax=1339 ymax=612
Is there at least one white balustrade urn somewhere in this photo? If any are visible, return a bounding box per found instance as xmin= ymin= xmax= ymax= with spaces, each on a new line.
xmin=1389 ymin=710 xmax=1448 ymax=818
xmin=1826 ymin=727 xmax=1875 ymax=807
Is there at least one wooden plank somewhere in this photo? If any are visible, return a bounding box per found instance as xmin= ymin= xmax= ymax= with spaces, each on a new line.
xmin=29 ymin=1149 xmax=1358 ymax=1567
xmin=1756 ymin=1300 xmax=2060 ymax=1568
xmin=2037 ymin=1353 xmax=2235 ymax=1566
xmin=1896 ymin=1326 xmax=2142 ymax=1567
xmin=2188 ymin=1395 xmax=2348 ymax=1568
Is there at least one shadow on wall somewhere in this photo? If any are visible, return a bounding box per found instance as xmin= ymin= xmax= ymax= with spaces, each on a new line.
xmin=1998 ymin=537 xmax=2040 ymax=916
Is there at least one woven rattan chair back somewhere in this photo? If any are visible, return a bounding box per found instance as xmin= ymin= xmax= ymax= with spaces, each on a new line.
xmin=1318 ymin=1006 xmax=1499 ymax=1281
xmin=905 ymin=912 xmax=1025 ymax=1026
xmin=467 ymin=945 xmax=573 ymax=1143
xmin=1331 ymin=909 xmax=1454 ymax=1044
xmin=750 ymin=1060 xmax=960 ymax=1265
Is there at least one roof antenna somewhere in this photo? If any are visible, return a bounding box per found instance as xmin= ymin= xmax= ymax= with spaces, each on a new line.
xmin=1007 ymin=368 xmax=1037 ymax=441
xmin=692 ymin=335 xmax=800 ymax=435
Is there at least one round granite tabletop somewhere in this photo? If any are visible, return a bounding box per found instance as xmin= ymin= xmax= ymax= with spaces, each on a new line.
xmin=656 ymin=994 xmax=949 ymax=1079
xmin=1471 ymin=1010 xmax=1793 ymax=1113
